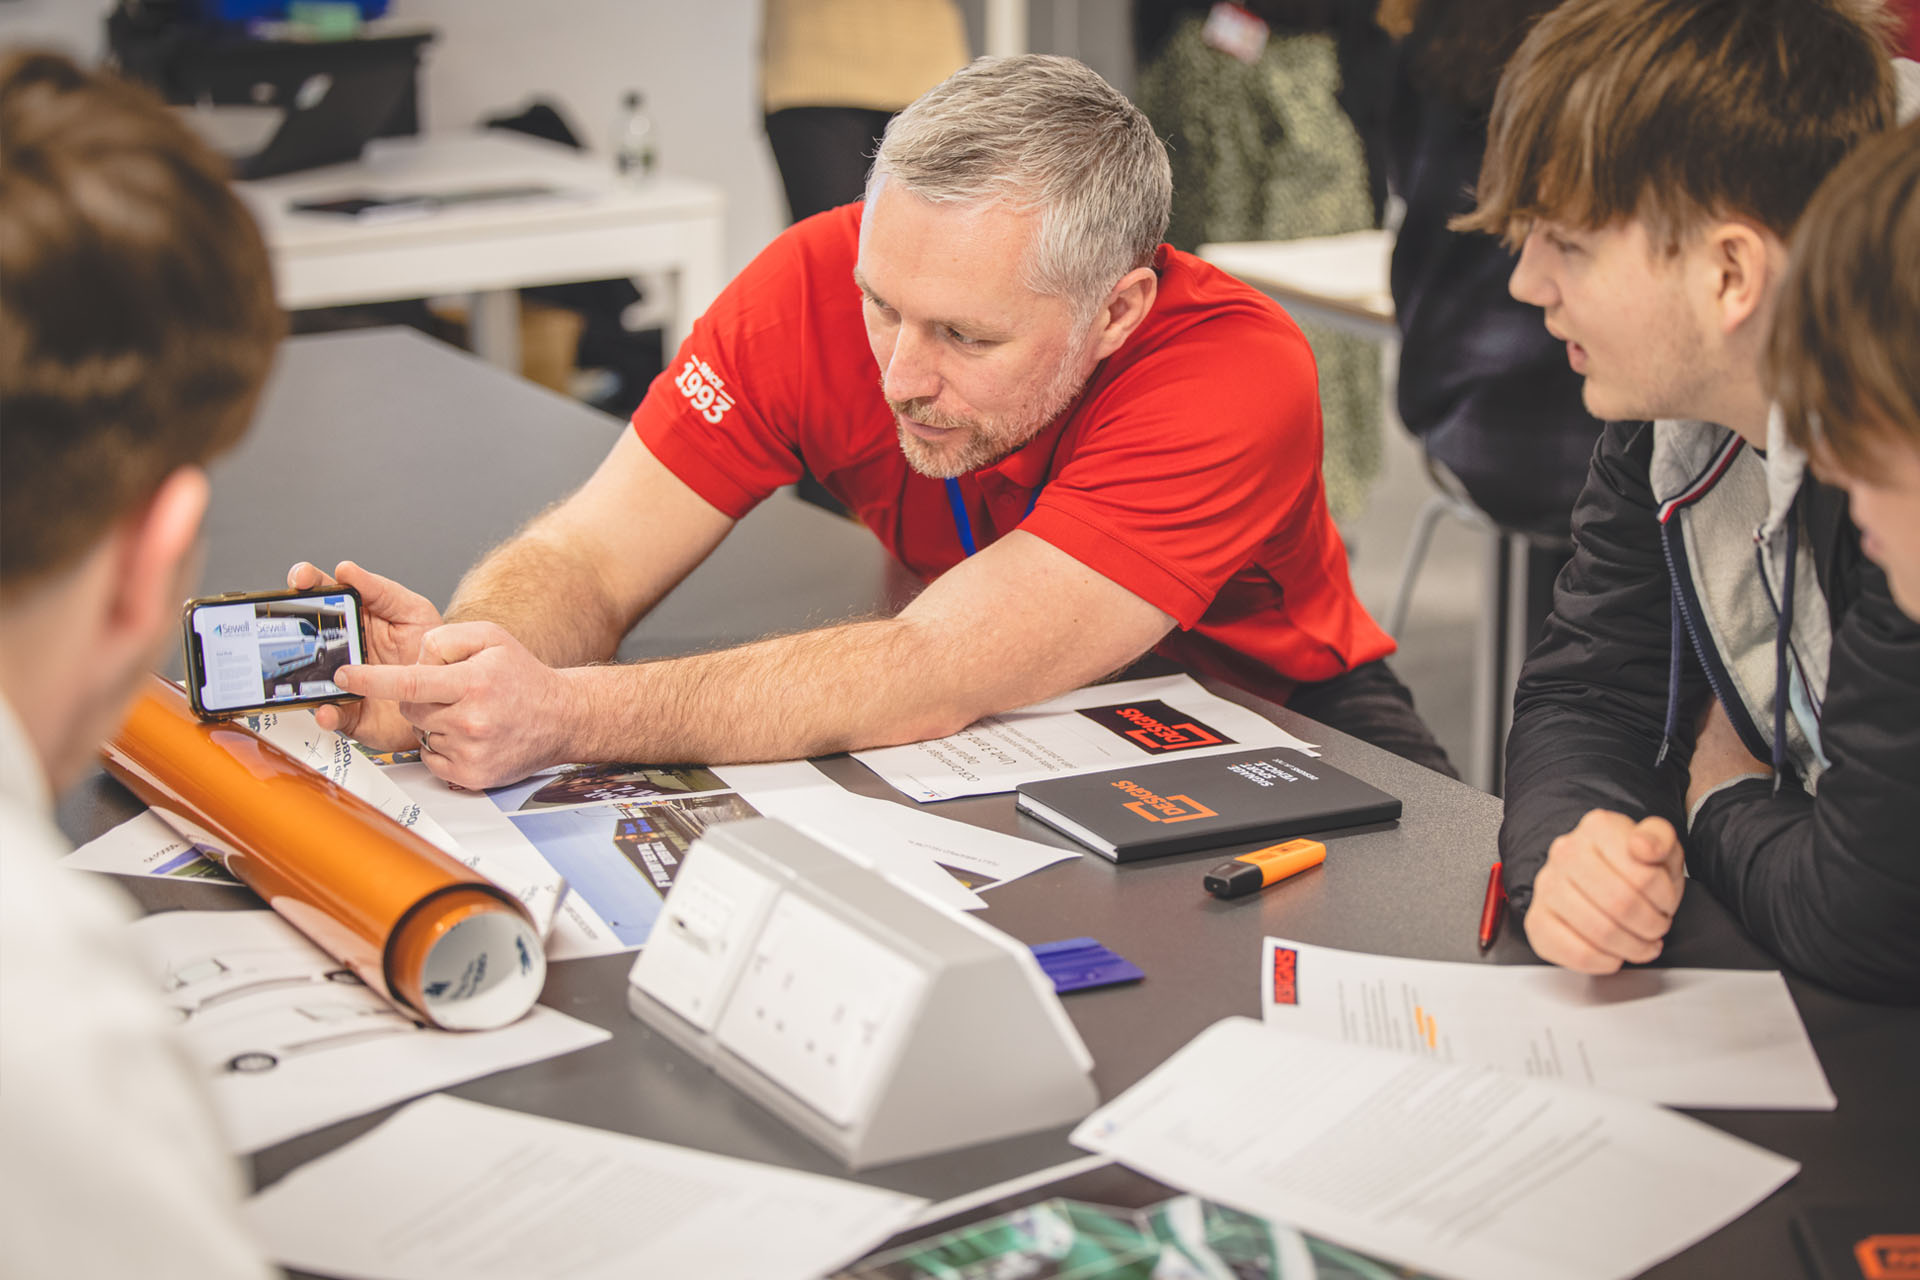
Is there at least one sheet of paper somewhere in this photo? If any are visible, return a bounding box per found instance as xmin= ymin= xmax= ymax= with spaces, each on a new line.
xmin=479 ymin=786 xmax=764 ymax=956
xmin=382 ymin=762 xmax=665 ymax=959
xmin=245 ymin=1094 xmax=926 ymax=1280
xmin=1260 ymin=938 xmax=1835 ymax=1110
xmin=721 ymin=761 xmax=1080 ymax=910
xmin=62 ymin=810 xmax=243 ymax=885
xmin=851 ymin=674 xmax=1318 ymax=802
xmin=739 ymin=786 xmax=986 ymax=911
xmin=1072 ymin=1018 xmax=1798 ymax=1280
xmin=466 ymin=764 xmax=786 ymax=953
xmin=242 ymin=708 xmax=459 ymax=849
xmin=482 ymin=761 xmax=737 ymax=814
xmin=129 ymin=911 xmax=608 ymax=1154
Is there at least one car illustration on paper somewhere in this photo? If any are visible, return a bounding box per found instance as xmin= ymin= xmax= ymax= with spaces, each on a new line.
xmin=217 ymin=1000 xmax=423 ymax=1074
xmin=163 ymin=947 xmax=363 ymax=1022
xmin=163 ymin=951 xmax=429 ymax=1076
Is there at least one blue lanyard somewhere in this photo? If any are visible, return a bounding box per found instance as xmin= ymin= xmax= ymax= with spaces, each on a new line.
xmin=944 ymin=477 xmax=1041 ymax=558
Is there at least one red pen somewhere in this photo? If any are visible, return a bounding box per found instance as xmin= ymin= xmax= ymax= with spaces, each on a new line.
xmin=1477 ymin=861 xmax=1506 ymax=951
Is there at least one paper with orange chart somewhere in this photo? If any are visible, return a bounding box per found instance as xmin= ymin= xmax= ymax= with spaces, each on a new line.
xmin=1072 ymin=1018 xmax=1799 ymax=1280
xmin=852 ymin=674 xmax=1318 ymax=802
xmin=1259 ymin=937 xmax=1834 ymax=1110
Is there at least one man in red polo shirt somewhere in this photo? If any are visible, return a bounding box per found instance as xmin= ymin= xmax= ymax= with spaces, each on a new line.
xmin=298 ymin=55 xmax=1451 ymax=788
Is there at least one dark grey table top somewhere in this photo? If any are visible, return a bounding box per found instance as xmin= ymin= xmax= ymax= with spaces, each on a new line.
xmin=62 ymin=329 xmax=1919 ymax=1276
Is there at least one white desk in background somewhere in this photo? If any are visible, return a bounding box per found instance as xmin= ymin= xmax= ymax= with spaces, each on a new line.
xmin=238 ymin=131 xmax=725 ymax=370
xmin=1199 ymin=230 xmax=1395 ymax=342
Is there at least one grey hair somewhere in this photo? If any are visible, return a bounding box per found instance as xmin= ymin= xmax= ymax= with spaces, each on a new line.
xmin=865 ymin=54 xmax=1172 ymax=319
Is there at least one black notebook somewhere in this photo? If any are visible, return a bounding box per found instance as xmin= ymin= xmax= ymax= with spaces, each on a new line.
xmin=1015 ymin=747 xmax=1401 ymax=862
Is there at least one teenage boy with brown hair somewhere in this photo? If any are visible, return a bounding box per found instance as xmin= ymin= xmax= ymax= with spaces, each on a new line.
xmin=1775 ymin=119 xmax=1920 ymax=624
xmin=0 ymin=51 xmax=281 ymax=1275
xmin=1463 ymin=0 xmax=1920 ymax=1001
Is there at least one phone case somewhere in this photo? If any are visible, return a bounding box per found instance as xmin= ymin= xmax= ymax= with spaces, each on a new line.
xmin=181 ymin=585 xmax=369 ymax=721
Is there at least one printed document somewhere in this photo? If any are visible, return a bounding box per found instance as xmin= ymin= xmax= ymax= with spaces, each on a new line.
xmin=432 ymin=765 xmax=765 ymax=957
xmin=853 ymin=674 xmax=1318 ymax=802
xmin=1260 ymin=938 xmax=1835 ymax=1110
xmin=245 ymin=1094 xmax=926 ymax=1280
xmin=129 ymin=911 xmax=608 ymax=1154
xmin=1072 ymin=1018 xmax=1799 ymax=1280
xmin=720 ymin=761 xmax=1080 ymax=907
xmin=242 ymin=709 xmax=449 ymax=833
xmin=383 ymin=761 xmax=707 ymax=959
xmin=63 ymin=809 xmax=244 ymax=885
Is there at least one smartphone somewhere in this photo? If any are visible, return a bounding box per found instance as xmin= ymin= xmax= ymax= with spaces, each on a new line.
xmin=182 ymin=586 xmax=368 ymax=721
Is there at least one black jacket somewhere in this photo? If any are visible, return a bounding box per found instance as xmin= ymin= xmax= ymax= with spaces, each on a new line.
xmin=1500 ymin=420 xmax=1920 ymax=1003
xmin=1382 ymin=21 xmax=1602 ymax=538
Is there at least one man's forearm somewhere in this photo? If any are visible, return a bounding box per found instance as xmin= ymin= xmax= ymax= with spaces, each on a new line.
xmin=552 ymin=614 xmax=1011 ymax=765
xmin=446 ymin=528 xmax=632 ymax=668
xmin=407 ymin=525 xmax=1171 ymax=788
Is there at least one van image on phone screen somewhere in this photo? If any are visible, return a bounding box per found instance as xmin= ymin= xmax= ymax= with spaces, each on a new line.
xmin=255 ymin=616 xmax=322 ymax=680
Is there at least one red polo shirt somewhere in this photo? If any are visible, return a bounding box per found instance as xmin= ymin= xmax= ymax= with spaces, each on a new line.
xmin=632 ymin=203 xmax=1392 ymax=704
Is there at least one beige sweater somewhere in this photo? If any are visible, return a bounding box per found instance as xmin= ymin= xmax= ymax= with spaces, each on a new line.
xmin=763 ymin=0 xmax=969 ymax=113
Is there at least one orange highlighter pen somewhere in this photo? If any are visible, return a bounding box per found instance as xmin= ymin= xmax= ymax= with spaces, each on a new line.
xmin=1203 ymin=837 xmax=1327 ymax=899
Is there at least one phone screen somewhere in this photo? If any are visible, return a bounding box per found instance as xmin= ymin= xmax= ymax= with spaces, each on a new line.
xmin=187 ymin=590 xmax=365 ymax=716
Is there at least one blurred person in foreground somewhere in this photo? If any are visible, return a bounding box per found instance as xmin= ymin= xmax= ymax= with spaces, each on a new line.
xmin=0 ymin=50 xmax=282 ymax=1277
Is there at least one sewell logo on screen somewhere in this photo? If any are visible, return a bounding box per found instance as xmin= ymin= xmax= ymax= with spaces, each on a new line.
xmin=1077 ymin=699 xmax=1234 ymax=754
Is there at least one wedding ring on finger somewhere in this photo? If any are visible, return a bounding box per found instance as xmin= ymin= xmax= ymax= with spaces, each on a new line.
xmin=415 ymin=725 xmax=437 ymax=755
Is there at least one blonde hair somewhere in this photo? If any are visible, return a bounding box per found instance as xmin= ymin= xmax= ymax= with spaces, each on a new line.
xmin=1774 ymin=118 xmax=1920 ymax=471
xmin=868 ymin=55 xmax=1171 ymax=317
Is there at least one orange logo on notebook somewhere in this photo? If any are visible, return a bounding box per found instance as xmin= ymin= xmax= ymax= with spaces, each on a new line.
xmin=1857 ymin=1235 xmax=1920 ymax=1280
xmin=1111 ymin=780 xmax=1217 ymax=823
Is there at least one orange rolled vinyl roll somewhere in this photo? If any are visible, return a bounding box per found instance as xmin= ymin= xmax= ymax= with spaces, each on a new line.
xmin=103 ymin=674 xmax=545 ymax=1031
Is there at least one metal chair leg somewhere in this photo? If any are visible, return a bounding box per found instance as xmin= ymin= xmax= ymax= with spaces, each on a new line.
xmin=1384 ymin=494 xmax=1451 ymax=639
